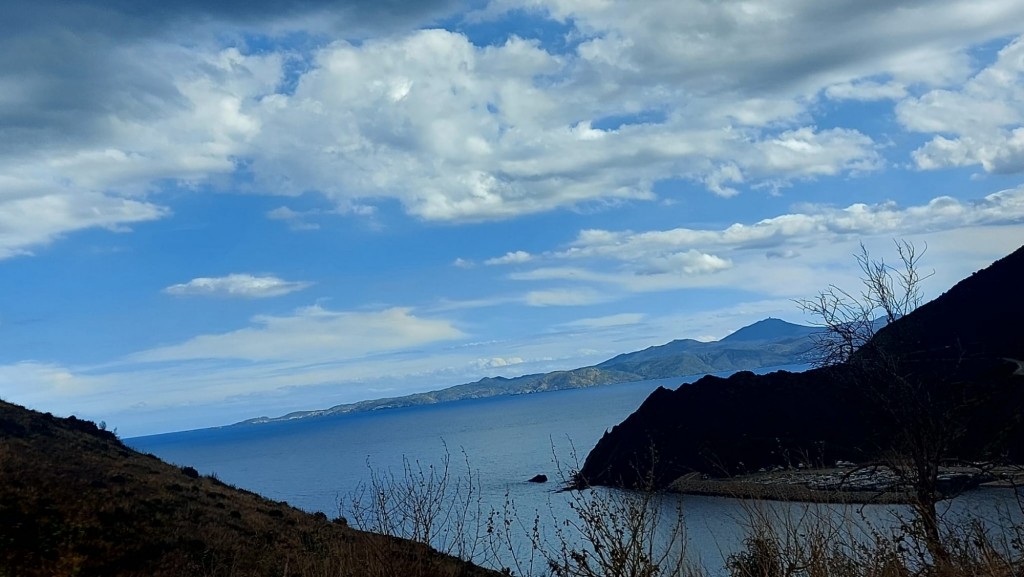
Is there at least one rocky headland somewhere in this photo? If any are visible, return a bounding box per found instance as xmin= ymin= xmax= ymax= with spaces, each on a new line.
xmin=576 ymin=245 xmax=1024 ymax=493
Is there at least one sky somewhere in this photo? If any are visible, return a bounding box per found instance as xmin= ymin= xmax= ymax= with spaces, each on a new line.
xmin=2 ymin=0 xmax=1024 ymax=437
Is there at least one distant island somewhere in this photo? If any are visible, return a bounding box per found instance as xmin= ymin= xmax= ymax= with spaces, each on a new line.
xmin=241 ymin=317 xmax=821 ymax=424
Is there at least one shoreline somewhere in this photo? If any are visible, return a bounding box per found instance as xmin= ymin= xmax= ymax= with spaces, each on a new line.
xmin=666 ymin=467 xmax=1024 ymax=504
xmin=668 ymin=475 xmax=913 ymax=504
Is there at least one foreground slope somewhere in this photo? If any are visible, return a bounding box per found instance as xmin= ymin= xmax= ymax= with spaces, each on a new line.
xmin=0 ymin=400 xmax=497 ymax=577
xmin=578 ymin=245 xmax=1024 ymax=489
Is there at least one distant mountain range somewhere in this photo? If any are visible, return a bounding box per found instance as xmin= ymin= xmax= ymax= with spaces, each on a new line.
xmin=242 ymin=317 xmax=820 ymax=424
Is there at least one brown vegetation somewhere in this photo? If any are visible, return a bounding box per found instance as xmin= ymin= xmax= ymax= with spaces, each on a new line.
xmin=0 ymin=399 xmax=500 ymax=577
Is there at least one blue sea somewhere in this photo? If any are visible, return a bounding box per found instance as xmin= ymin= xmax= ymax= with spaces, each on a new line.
xmin=129 ymin=366 xmax=1023 ymax=574
xmin=130 ymin=375 xmax=685 ymax=507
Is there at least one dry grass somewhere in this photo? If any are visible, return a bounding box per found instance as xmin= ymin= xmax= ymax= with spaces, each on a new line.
xmin=0 ymin=399 xmax=499 ymax=577
xmin=724 ymin=497 xmax=1024 ymax=577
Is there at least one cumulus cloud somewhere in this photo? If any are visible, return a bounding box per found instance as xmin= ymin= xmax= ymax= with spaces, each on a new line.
xmin=899 ymin=36 xmax=1024 ymax=173
xmin=475 ymin=356 xmax=525 ymax=369
xmin=6 ymin=0 xmax=1024 ymax=238
xmin=0 ymin=45 xmax=279 ymax=257
xmin=484 ymin=250 xmax=533 ymax=265
xmin=497 ymin=0 xmax=1024 ymax=92
xmin=826 ymin=80 xmax=907 ymax=101
xmin=1 ymin=0 xmax=460 ymax=156
xmin=0 ymin=0 xmax=465 ymax=256
xmin=163 ymin=274 xmax=312 ymax=298
xmin=246 ymin=29 xmax=884 ymax=218
xmin=245 ymin=0 xmax=1024 ymax=219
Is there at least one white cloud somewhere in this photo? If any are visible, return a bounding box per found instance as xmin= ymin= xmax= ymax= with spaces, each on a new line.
xmin=560 ymin=187 xmax=1024 ymax=258
xmin=511 ymin=0 xmax=1022 ymax=90
xmin=826 ymin=80 xmax=907 ymax=101
xmin=132 ymin=306 xmax=465 ymax=363
xmin=12 ymin=47 xmax=281 ymax=192
xmin=0 ymin=362 xmax=110 ymax=406
xmin=7 ymin=2 xmax=1022 ymax=235
xmin=247 ymin=25 xmax=885 ymax=220
xmin=484 ymin=250 xmax=533 ymax=265
xmin=163 ymin=274 xmax=312 ymax=298
xmin=475 ymin=356 xmax=525 ymax=369
xmin=496 ymin=187 xmax=1024 ymax=296
xmin=0 ymin=45 xmax=280 ymax=257
xmin=0 ymin=190 xmax=167 ymax=259
xmin=751 ymin=127 xmax=882 ymax=177
xmin=899 ymin=36 xmax=1024 ymax=173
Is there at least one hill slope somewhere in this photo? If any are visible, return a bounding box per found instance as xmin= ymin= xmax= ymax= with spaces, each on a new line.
xmin=0 ymin=400 xmax=498 ymax=577
xmin=577 ymin=245 xmax=1024 ymax=489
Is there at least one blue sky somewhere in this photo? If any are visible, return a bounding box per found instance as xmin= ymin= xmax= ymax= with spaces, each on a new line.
xmin=2 ymin=0 xmax=1024 ymax=436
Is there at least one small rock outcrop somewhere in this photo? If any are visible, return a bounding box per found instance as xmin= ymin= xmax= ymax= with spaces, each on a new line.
xmin=527 ymin=474 xmax=548 ymax=483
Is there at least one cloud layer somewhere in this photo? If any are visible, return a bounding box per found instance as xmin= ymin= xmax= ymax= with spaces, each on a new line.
xmin=5 ymin=0 xmax=1023 ymax=249
xmin=485 ymin=187 xmax=1024 ymax=295
xmin=133 ymin=306 xmax=465 ymax=363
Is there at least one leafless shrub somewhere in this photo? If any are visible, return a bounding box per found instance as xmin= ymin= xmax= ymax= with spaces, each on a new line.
xmin=340 ymin=444 xmax=489 ymax=575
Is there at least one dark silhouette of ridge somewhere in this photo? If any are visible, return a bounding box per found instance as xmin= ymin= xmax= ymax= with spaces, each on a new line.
xmin=577 ymin=245 xmax=1024 ymax=489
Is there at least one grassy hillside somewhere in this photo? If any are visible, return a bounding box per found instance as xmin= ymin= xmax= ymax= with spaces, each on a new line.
xmin=0 ymin=399 xmax=498 ymax=577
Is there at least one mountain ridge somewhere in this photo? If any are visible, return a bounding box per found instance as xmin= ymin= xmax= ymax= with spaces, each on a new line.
xmin=241 ymin=318 xmax=821 ymax=425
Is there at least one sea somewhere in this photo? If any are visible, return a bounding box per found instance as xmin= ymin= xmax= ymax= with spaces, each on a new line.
xmin=128 ymin=365 xmax=1023 ymax=575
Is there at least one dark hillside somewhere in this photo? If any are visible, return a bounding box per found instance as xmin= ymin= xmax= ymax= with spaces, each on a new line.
xmin=866 ymin=245 xmax=1024 ymax=362
xmin=578 ymin=245 xmax=1024 ymax=489
xmin=0 ymin=400 xmax=498 ymax=577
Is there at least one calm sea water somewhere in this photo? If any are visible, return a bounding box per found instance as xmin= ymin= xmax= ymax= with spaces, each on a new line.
xmin=129 ymin=375 xmax=697 ymax=514
xmin=128 ymin=366 xmax=1023 ymax=574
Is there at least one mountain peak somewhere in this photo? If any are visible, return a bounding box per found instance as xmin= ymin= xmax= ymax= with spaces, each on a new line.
xmin=720 ymin=317 xmax=818 ymax=343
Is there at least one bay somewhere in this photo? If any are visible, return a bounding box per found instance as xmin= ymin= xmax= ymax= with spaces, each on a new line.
xmin=128 ymin=365 xmax=1023 ymax=575
xmin=129 ymin=374 xmax=701 ymax=514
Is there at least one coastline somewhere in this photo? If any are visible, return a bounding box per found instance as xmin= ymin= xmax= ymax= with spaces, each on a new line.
xmin=667 ymin=467 xmax=1024 ymax=504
